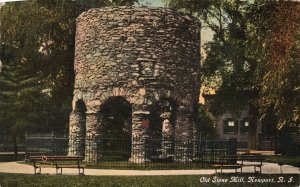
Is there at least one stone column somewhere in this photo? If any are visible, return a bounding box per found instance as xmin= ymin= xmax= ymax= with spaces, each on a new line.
xmin=129 ymin=110 xmax=150 ymax=163
xmin=68 ymin=111 xmax=86 ymax=156
xmin=85 ymin=112 xmax=102 ymax=163
xmin=160 ymin=112 xmax=174 ymax=159
xmin=175 ymin=108 xmax=193 ymax=162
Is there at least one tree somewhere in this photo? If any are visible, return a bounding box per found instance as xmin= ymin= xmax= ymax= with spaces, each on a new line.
xmin=167 ymin=0 xmax=257 ymax=113
xmin=0 ymin=45 xmax=45 ymax=145
xmin=0 ymin=0 xmax=138 ymax=137
xmin=195 ymin=104 xmax=216 ymax=137
xmin=248 ymin=1 xmax=300 ymax=131
xmin=167 ymin=0 xmax=300 ymax=136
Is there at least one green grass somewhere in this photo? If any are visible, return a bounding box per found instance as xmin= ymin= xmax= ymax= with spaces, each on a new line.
xmin=85 ymin=161 xmax=214 ymax=170
xmin=22 ymin=161 xmax=214 ymax=170
xmin=0 ymin=154 xmax=25 ymax=162
xmin=269 ymin=156 xmax=300 ymax=167
xmin=17 ymin=155 xmax=300 ymax=170
xmin=21 ymin=160 xmax=215 ymax=170
xmin=0 ymin=174 xmax=299 ymax=187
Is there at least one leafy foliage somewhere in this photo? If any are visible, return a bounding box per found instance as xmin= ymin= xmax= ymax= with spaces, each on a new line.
xmin=248 ymin=1 xmax=300 ymax=130
xmin=0 ymin=45 xmax=44 ymax=140
xmin=167 ymin=0 xmax=300 ymax=133
xmin=0 ymin=0 xmax=138 ymax=139
xmin=195 ymin=104 xmax=216 ymax=137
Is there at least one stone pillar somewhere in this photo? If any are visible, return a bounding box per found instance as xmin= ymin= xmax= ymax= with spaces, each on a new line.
xmin=68 ymin=111 xmax=85 ymax=156
xmin=175 ymin=109 xmax=193 ymax=162
xmin=129 ymin=110 xmax=150 ymax=163
xmin=160 ymin=112 xmax=174 ymax=159
xmin=85 ymin=112 xmax=101 ymax=163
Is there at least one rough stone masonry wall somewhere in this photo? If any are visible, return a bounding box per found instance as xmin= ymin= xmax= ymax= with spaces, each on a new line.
xmin=69 ymin=6 xmax=201 ymax=163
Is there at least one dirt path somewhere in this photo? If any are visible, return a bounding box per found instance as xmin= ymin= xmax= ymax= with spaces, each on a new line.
xmin=0 ymin=161 xmax=299 ymax=176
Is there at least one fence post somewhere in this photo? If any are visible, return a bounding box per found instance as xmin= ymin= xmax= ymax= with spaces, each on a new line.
xmin=13 ymin=136 xmax=18 ymax=156
xmin=228 ymin=138 xmax=237 ymax=155
xmin=51 ymin=131 xmax=55 ymax=156
xmin=24 ymin=132 xmax=27 ymax=159
xmin=228 ymin=138 xmax=237 ymax=164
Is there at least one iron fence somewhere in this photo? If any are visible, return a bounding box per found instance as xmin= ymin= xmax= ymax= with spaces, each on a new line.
xmin=24 ymin=133 xmax=68 ymax=159
xmin=25 ymin=134 xmax=237 ymax=168
xmin=0 ymin=138 xmax=25 ymax=153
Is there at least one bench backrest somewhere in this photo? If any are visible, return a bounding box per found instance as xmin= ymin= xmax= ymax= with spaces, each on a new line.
xmin=29 ymin=156 xmax=84 ymax=162
xmin=239 ymin=155 xmax=265 ymax=162
xmin=220 ymin=154 xmax=266 ymax=163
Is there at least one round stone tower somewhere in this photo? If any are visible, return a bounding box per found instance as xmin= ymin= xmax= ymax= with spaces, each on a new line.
xmin=69 ymin=6 xmax=200 ymax=163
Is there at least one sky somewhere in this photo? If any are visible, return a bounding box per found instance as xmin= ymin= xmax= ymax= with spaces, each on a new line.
xmin=139 ymin=0 xmax=213 ymax=44
xmin=141 ymin=0 xmax=165 ymax=7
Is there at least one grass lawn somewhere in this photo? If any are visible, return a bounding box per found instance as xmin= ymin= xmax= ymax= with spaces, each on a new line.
xmin=0 ymin=154 xmax=25 ymax=162
xmin=1 ymin=154 xmax=300 ymax=170
xmin=0 ymin=174 xmax=299 ymax=187
xmin=269 ymin=156 xmax=300 ymax=167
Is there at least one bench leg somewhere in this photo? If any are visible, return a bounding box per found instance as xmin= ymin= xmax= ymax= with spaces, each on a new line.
xmin=34 ymin=167 xmax=41 ymax=174
xmin=56 ymin=167 xmax=63 ymax=175
xmin=79 ymin=168 xmax=84 ymax=175
xmin=254 ymin=166 xmax=261 ymax=174
xmin=35 ymin=167 xmax=41 ymax=174
xmin=79 ymin=167 xmax=85 ymax=176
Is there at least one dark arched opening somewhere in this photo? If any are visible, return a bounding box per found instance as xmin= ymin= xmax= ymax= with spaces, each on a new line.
xmin=148 ymin=98 xmax=178 ymax=161
xmin=100 ymin=96 xmax=132 ymax=160
xmin=70 ymin=99 xmax=86 ymax=156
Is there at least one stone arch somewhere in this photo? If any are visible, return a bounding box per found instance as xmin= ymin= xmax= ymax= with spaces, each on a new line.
xmin=153 ymin=90 xmax=192 ymax=111
xmin=95 ymin=87 xmax=139 ymax=107
xmin=100 ymin=96 xmax=132 ymax=139
xmin=97 ymin=96 xmax=133 ymax=160
xmin=150 ymin=91 xmax=195 ymax=161
xmin=147 ymin=97 xmax=178 ymax=161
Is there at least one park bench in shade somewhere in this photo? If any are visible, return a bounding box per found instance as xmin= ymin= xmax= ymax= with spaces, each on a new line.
xmin=29 ymin=156 xmax=85 ymax=175
xmin=214 ymin=154 xmax=266 ymax=174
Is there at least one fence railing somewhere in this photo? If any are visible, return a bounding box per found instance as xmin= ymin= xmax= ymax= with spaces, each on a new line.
xmin=24 ymin=133 xmax=68 ymax=159
xmin=0 ymin=138 xmax=25 ymax=153
xmin=25 ymin=134 xmax=237 ymax=168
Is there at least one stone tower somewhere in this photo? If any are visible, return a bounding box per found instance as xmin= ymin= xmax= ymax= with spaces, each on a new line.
xmin=69 ymin=6 xmax=200 ymax=163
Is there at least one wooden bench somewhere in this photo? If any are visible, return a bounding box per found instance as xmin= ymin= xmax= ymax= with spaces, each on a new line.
xmin=239 ymin=154 xmax=266 ymax=174
xmin=214 ymin=154 xmax=266 ymax=174
xmin=29 ymin=156 xmax=85 ymax=175
xmin=214 ymin=155 xmax=243 ymax=174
